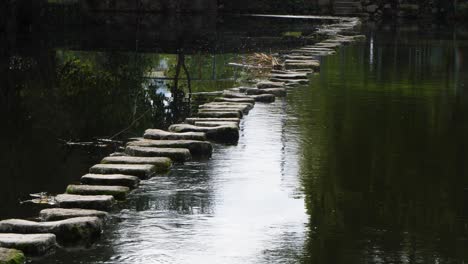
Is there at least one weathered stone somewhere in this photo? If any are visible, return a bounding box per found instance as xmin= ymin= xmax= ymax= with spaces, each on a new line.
xmin=285 ymin=61 xmax=320 ymax=70
xmin=144 ymin=129 xmax=206 ymax=141
xmin=125 ymin=146 xmax=191 ymax=163
xmin=314 ymin=42 xmax=341 ymax=48
xmin=269 ymin=78 xmax=309 ymax=85
xmin=202 ymin=102 xmax=254 ymax=110
xmin=0 ymin=247 xmax=25 ymax=264
xmin=39 ymin=208 xmax=108 ymax=221
xmin=282 ymin=55 xmax=317 ymax=60
xmin=127 ymin=139 xmax=212 ymax=156
xmin=198 ymin=111 xmax=242 ymax=118
xmin=290 ymin=49 xmax=335 ymax=56
xmin=271 ymin=71 xmax=314 ymax=80
xmin=66 ymin=185 xmax=130 ymax=200
xmin=194 ymin=121 xmax=239 ymax=127
xmin=222 ymin=91 xmax=252 ymax=99
xmin=256 ymin=81 xmax=285 ymax=89
xmin=0 ymin=234 xmax=56 ymax=256
xmin=199 ymin=104 xmax=250 ymax=114
xmin=168 ymin=124 xmax=239 ymax=143
xmin=81 ymin=173 xmax=140 ymax=188
xmin=0 ymin=217 xmax=102 ymax=245
xmin=185 ymin=117 xmax=241 ymax=125
xmin=299 ymin=47 xmax=335 ymax=52
xmin=55 ymin=194 xmax=115 ymax=211
xmin=213 ymin=97 xmax=255 ymax=104
xmin=259 ymin=88 xmax=287 ymax=97
xmin=198 ymin=108 xmax=244 ymax=117
xmin=101 ymin=156 xmax=172 ymax=172
xmin=251 ymin=94 xmax=276 ymax=103
xmin=90 ymin=164 xmax=157 ymax=179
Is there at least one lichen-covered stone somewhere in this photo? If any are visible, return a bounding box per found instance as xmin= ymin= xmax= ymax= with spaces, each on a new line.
xmin=0 ymin=247 xmax=25 ymax=264
xmin=213 ymin=97 xmax=255 ymax=104
xmin=89 ymin=164 xmax=157 ymax=179
xmin=0 ymin=217 xmax=102 ymax=245
xmin=125 ymin=146 xmax=191 ymax=163
xmin=66 ymin=185 xmax=130 ymax=200
xmin=101 ymin=156 xmax=172 ymax=172
xmin=168 ymin=124 xmax=239 ymax=144
xmin=0 ymin=234 xmax=56 ymax=256
xmin=144 ymin=129 xmax=206 ymax=141
xmin=81 ymin=173 xmax=140 ymax=188
xmin=128 ymin=140 xmax=212 ymax=157
xmin=39 ymin=208 xmax=108 ymax=221
xmin=185 ymin=117 xmax=241 ymax=125
xmin=55 ymin=194 xmax=115 ymax=211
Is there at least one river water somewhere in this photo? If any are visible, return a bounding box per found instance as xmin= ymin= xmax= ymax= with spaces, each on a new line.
xmin=2 ymin=13 xmax=468 ymax=263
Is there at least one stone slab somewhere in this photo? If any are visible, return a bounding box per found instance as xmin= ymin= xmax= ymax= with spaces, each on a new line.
xmin=269 ymin=73 xmax=308 ymax=79
xmin=39 ymin=208 xmax=108 ymax=221
xmin=194 ymin=121 xmax=239 ymax=127
xmin=185 ymin=117 xmax=240 ymax=125
xmin=127 ymin=140 xmax=212 ymax=157
xmin=125 ymin=146 xmax=191 ymax=163
xmin=199 ymin=104 xmax=251 ymax=114
xmin=144 ymin=129 xmax=206 ymax=141
xmin=101 ymin=156 xmax=172 ymax=172
xmin=55 ymin=194 xmax=115 ymax=211
xmin=256 ymin=81 xmax=285 ymax=89
xmin=89 ymin=164 xmax=157 ymax=179
xmin=198 ymin=111 xmax=242 ymax=118
xmin=81 ymin=174 xmax=140 ymax=188
xmin=0 ymin=234 xmax=56 ymax=256
xmin=169 ymin=124 xmax=239 ymax=144
xmin=0 ymin=217 xmax=102 ymax=245
xmin=213 ymin=97 xmax=255 ymax=104
xmin=251 ymin=94 xmax=276 ymax=103
xmin=66 ymin=185 xmax=130 ymax=200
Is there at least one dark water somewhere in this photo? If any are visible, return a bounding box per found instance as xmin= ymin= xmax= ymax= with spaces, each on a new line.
xmin=2 ymin=11 xmax=468 ymax=263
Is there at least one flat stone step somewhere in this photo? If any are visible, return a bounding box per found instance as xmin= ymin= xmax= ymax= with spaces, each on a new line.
xmin=198 ymin=111 xmax=242 ymax=118
xmin=89 ymin=164 xmax=157 ymax=179
xmin=81 ymin=174 xmax=140 ymax=188
xmin=290 ymin=50 xmax=336 ymax=56
xmin=256 ymin=81 xmax=285 ymax=89
xmin=213 ymin=97 xmax=256 ymax=104
xmin=194 ymin=121 xmax=239 ymax=127
xmin=0 ymin=247 xmax=25 ymax=263
xmin=251 ymin=94 xmax=276 ymax=103
xmin=244 ymin=88 xmax=287 ymax=97
xmin=198 ymin=108 xmax=244 ymax=117
xmin=269 ymin=73 xmax=308 ymax=79
xmin=270 ymin=78 xmax=309 ymax=85
xmin=0 ymin=234 xmax=56 ymax=256
xmin=144 ymin=129 xmax=206 ymax=141
xmin=285 ymin=61 xmax=321 ymax=70
xmin=168 ymin=124 xmax=239 ymax=144
xmin=300 ymin=46 xmax=336 ymax=52
xmin=127 ymin=139 xmax=212 ymax=157
xmin=0 ymin=217 xmax=102 ymax=245
xmin=315 ymin=42 xmax=342 ymax=48
xmin=199 ymin=104 xmax=251 ymax=114
xmin=101 ymin=156 xmax=172 ymax=172
xmin=185 ymin=117 xmax=241 ymax=125
xmin=222 ymin=91 xmax=252 ymax=99
xmin=66 ymin=185 xmax=130 ymax=200
xmin=202 ymin=102 xmax=254 ymax=110
xmin=125 ymin=146 xmax=191 ymax=163
xmin=55 ymin=194 xmax=115 ymax=211
xmin=39 ymin=208 xmax=108 ymax=221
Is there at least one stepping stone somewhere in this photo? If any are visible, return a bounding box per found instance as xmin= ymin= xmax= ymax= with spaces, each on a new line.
xmin=0 ymin=234 xmax=56 ymax=256
xmin=199 ymin=104 xmax=251 ymax=114
xmin=66 ymin=185 xmax=130 ymax=200
xmin=127 ymin=140 xmax=212 ymax=157
xmin=185 ymin=117 xmax=241 ymax=125
xmin=101 ymin=156 xmax=172 ymax=172
xmin=285 ymin=61 xmax=320 ymax=70
xmin=256 ymin=81 xmax=285 ymax=89
xmin=251 ymin=94 xmax=276 ymax=103
xmin=258 ymin=88 xmax=287 ymax=97
xmin=282 ymin=55 xmax=317 ymax=60
xmin=269 ymin=73 xmax=308 ymax=79
xmin=0 ymin=217 xmax=102 ymax=245
xmin=269 ymin=78 xmax=309 ymax=85
xmin=290 ymin=50 xmax=335 ymax=56
xmin=125 ymin=146 xmax=191 ymax=163
xmin=198 ymin=111 xmax=242 ymax=118
xmin=169 ymin=124 xmax=239 ymax=144
xmin=198 ymin=108 xmax=244 ymax=117
xmin=213 ymin=97 xmax=255 ymax=104
xmin=203 ymin=102 xmax=254 ymax=110
xmin=39 ymin=208 xmax=108 ymax=221
xmin=81 ymin=174 xmax=140 ymax=188
xmin=0 ymin=247 xmax=25 ymax=263
xmin=89 ymin=164 xmax=157 ymax=179
xmin=300 ymin=47 xmax=335 ymax=52
xmin=222 ymin=91 xmax=252 ymax=99
xmin=144 ymin=129 xmax=206 ymax=141
xmin=194 ymin=121 xmax=239 ymax=127
xmin=55 ymin=194 xmax=115 ymax=211
xmin=315 ymin=42 xmax=341 ymax=48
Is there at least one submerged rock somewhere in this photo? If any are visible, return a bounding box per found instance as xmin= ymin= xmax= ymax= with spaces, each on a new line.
xmin=101 ymin=156 xmax=172 ymax=172
xmin=0 ymin=217 xmax=102 ymax=245
xmin=66 ymin=185 xmax=130 ymax=200
xmin=213 ymin=97 xmax=255 ymax=104
xmin=89 ymin=164 xmax=157 ymax=179
xmin=125 ymin=146 xmax=191 ymax=163
xmin=128 ymin=139 xmax=212 ymax=157
xmin=0 ymin=247 xmax=25 ymax=264
xmin=168 ymin=124 xmax=239 ymax=144
xmin=55 ymin=194 xmax=115 ymax=211
xmin=185 ymin=117 xmax=241 ymax=125
xmin=0 ymin=234 xmax=56 ymax=256
xmin=39 ymin=208 xmax=108 ymax=221
xmin=81 ymin=174 xmax=140 ymax=188
xmin=144 ymin=129 xmax=206 ymax=141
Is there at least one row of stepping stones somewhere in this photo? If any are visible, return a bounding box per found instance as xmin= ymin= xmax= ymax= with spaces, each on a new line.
xmin=0 ymin=21 xmax=364 ymax=264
